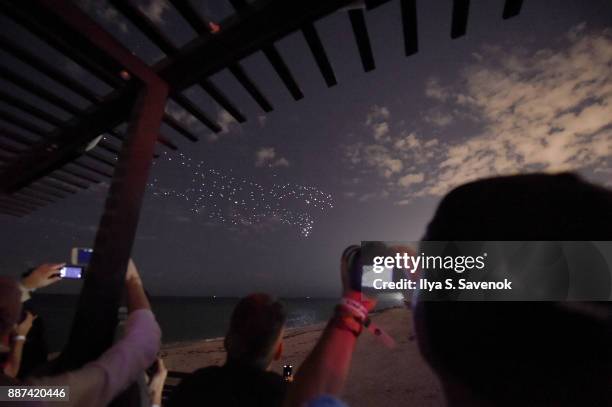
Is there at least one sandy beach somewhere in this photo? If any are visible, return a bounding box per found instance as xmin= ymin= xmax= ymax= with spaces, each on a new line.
xmin=160 ymin=307 xmax=445 ymax=407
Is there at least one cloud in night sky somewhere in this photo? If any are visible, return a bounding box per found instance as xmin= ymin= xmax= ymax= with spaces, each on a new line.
xmin=347 ymin=24 xmax=612 ymax=203
xmin=217 ymin=110 xmax=238 ymax=134
xmin=76 ymin=0 xmax=129 ymax=33
xmin=166 ymin=102 xmax=200 ymax=128
xmin=423 ymin=109 xmax=454 ymax=128
xmin=258 ymin=115 xmax=267 ymax=127
xmin=138 ymin=0 xmax=171 ymax=25
xmin=255 ymin=147 xmax=290 ymax=168
xmin=424 ymin=77 xmax=450 ymax=102
xmin=365 ymin=105 xmax=391 ymax=141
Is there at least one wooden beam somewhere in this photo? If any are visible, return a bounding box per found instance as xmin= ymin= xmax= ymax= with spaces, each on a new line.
xmin=57 ymin=80 xmax=168 ymax=374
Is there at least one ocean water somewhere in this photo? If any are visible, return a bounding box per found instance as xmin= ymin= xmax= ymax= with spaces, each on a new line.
xmin=27 ymin=293 xmax=404 ymax=352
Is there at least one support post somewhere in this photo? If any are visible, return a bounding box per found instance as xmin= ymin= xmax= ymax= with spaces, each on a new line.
xmin=57 ymin=79 xmax=168 ymax=370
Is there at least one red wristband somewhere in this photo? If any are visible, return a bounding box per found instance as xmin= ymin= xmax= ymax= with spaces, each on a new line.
xmin=332 ymin=305 xmax=363 ymax=337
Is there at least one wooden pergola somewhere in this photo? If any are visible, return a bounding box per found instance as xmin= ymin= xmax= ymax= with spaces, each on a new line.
xmin=0 ymin=0 xmax=523 ymax=403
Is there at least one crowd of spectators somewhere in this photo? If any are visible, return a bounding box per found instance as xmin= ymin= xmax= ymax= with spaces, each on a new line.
xmin=1 ymin=173 xmax=610 ymax=406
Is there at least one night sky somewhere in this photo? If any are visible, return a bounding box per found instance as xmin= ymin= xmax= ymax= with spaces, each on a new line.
xmin=1 ymin=0 xmax=611 ymax=297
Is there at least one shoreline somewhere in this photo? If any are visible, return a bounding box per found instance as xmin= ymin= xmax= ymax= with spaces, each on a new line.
xmin=160 ymin=305 xmax=404 ymax=349
xmin=160 ymin=307 xmax=444 ymax=407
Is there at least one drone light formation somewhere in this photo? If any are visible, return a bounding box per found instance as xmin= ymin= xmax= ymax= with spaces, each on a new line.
xmin=148 ymin=152 xmax=334 ymax=237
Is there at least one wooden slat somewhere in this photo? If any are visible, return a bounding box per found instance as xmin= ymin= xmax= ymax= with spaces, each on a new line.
xmin=0 ymin=202 xmax=30 ymax=216
xmin=157 ymin=133 xmax=178 ymax=151
xmin=168 ymin=0 xmax=210 ymax=35
xmin=163 ymin=114 xmax=198 ymax=142
xmin=97 ymin=140 xmax=122 ymax=156
xmin=1 ymin=0 xmax=357 ymax=192
xmin=451 ymin=0 xmax=470 ymax=39
xmin=0 ymin=90 xmax=64 ymax=127
xmin=13 ymin=191 xmax=53 ymax=206
xmin=302 ymin=23 xmax=337 ymax=87
xmin=39 ymin=178 xmax=78 ymax=194
xmin=228 ymin=64 xmax=273 ymax=112
xmin=172 ymin=94 xmax=221 ymax=133
xmin=230 ymin=0 xmax=303 ymax=101
xmin=112 ymin=0 xmax=247 ymax=125
xmin=48 ymin=172 xmax=89 ymax=189
xmin=109 ymin=128 xmax=177 ymax=151
xmin=401 ymin=0 xmax=418 ymax=56
xmin=27 ymin=184 xmax=66 ymax=199
xmin=85 ymin=151 xmax=117 ymax=169
xmin=0 ymin=110 xmax=49 ymax=138
xmin=228 ymin=0 xmax=249 ymax=9
xmin=0 ymin=139 xmax=22 ymax=154
xmin=0 ymin=127 xmax=35 ymax=146
xmin=171 ymin=0 xmax=273 ymax=113
xmin=71 ymin=161 xmax=113 ymax=179
xmin=59 ymin=167 xmax=101 ymax=184
xmin=365 ymin=0 xmax=392 ymax=10
xmin=0 ymin=1 xmax=123 ymax=88
xmin=159 ymin=0 xmax=356 ymax=89
xmin=17 ymin=189 xmax=57 ymax=204
xmin=109 ymin=0 xmax=176 ymax=55
xmin=348 ymin=9 xmax=375 ymax=72
xmin=0 ymin=65 xmax=82 ymax=116
xmin=199 ymin=79 xmax=246 ymax=122
xmin=0 ymin=206 xmax=27 ymax=217
xmin=262 ymin=45 xmax=304 ymax=100
xmin=503 ymin=0 xmax=523 ymax=19
xmin=0 ymin=197 xmax=40 ymax=211
xmin=0 ymin=33 xmax=100 ymax=103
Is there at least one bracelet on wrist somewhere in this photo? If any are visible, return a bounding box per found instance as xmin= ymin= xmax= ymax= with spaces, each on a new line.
xmin=331 ymin=305 xmax=364 ymax=337
xmin=13 ymin=335 xmax=26 ymax=342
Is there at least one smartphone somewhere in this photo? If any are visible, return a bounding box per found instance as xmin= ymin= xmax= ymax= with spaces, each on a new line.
xmin=146 ymin=358 xmax=160 ymax=377
xmin=71 ymin=247 xmax=93 ymax=265
xmin=361 ymin=265 xmax=393 ymax=288
xmin=283 ymin=365 xmax=293 ymax=382
xmin=59 ymin=265 xmax=84 ymax=279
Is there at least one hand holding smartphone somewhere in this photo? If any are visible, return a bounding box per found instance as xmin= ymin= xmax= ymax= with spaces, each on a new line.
xmin=283 ymin=364 xmax=293 ymax=382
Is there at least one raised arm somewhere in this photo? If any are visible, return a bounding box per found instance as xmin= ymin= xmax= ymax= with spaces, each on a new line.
xmin=148 ymin=357 xmax=168 ymax=407
xmin=28 ymin=259 xmax=161 ymax=407
xmin=19 ymin=263 xmax=63 ymax=301
xmin=284 ymin=248 xmax=375 ymax=407
xmin=2 ymin=311 xmax=36 ymax=378
xmin=125 ymin=258 xmax=152 ymax=312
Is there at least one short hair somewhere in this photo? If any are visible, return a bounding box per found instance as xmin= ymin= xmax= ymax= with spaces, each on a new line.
xmin=415 ymin=173 xmax=612 ymax=405
xmin=224 ymin=294 xmax=287 ymax=366
xmin=0 ymin=277 xmax=22 ymax=337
